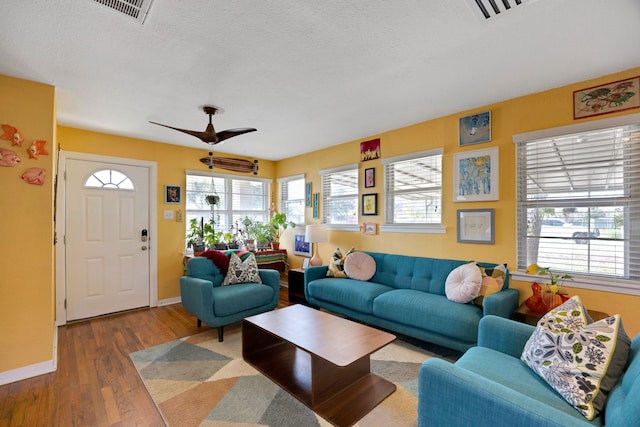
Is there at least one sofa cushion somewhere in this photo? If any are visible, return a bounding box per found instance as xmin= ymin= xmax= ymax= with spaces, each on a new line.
xmin=343 ymin=251 xmax=376 ymax=281
xmin=327 ymin=247 xmax=354 ymax=277
xmin=222 ymin=252 xmax=262 ymax=286
xmin=307 ymin=277 xmax=392 ymax=314
xmin=521 ymin=296 xmax=631 ymax=420
xmin=373 ymin=289 xmax=482 ymax=343
xmin=445 ymin=262 xmax=482 ymax=303
xmin=473 ymin=263 xmax=507 ymax=307
xmin=211 ymin=283 xmax=274 ymax=317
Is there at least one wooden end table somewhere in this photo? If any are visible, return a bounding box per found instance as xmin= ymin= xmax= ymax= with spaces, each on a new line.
xmin=511 ymin=302 xmax=609 ymax=326
xmin=287 ymin=268 xmax=307 ymax=304
xmin=243 ymin=304 xmax=396 ymax=427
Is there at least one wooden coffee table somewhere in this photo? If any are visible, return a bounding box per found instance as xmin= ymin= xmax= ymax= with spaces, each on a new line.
xmin=242 ymin=304 xmax=396 ymax=427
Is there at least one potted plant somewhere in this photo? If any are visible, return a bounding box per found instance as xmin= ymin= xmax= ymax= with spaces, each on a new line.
xmin=205 ymin=194 xmax=220 ymax=206
xmin=241 ymin=216 xmax=260 ymax=251
xmin=255 ymin=222 xmax=274 ymax=250
xmin=186 ymin=218 xmax=206 ymax=254
xmin=269 ymin=212 xmax=295 ymax=249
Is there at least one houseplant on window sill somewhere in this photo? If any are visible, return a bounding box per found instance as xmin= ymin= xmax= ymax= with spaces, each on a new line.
xmin=269 ymin=212 xmax=295 ymax=250
xmin=186 ymin=218 xmax=206 ymax=255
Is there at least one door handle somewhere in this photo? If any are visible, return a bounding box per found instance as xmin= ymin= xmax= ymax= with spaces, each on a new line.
xmin=141 ymin=245 xmax=148 ymax=251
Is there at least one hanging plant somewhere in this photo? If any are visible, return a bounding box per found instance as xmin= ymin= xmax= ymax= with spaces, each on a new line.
xmin=205 ymin=194 xmax=220 ymax=205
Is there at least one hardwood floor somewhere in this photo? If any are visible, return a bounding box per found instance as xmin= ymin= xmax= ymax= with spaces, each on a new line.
xmin=0 ymin=286 xmax=291 ymax=427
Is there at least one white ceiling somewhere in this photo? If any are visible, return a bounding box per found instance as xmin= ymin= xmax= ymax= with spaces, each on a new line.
xmin=1 ymin=0 xmax=639 ymax=161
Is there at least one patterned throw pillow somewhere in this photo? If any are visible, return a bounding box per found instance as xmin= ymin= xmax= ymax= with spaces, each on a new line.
xmin=472 ymin=263 xmax=507 ymax=307
xmin=521 ymin=296 xmax=631 ymax=420
xmin=222 ymin=252 xmax=262 ymax=286
xmin=326 ymin=247 xmax=355 ymax=277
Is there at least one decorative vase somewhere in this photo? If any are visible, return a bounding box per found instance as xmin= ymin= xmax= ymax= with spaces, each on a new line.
xmin=271 ymin=241 xmax=280 ymax=250
xmin=541 ymin=291 xmax=563 ymax=310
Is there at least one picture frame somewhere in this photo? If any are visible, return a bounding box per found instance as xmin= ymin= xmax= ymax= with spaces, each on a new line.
xmin=305 ymin=182 xmax=312 ymax=207
xmin=459 ymin=111 xmax=491 ymax=146
xmin=363 ymin=222 xmax=377 ymax=235
xmin=302 ymin=258 xmax=310 ymax=269
xmin=293 ymin=232 xmax=311 ymax=257
xmin=360 ymin=138 xmax=381 ymax=162
xmin=457 ymin=209 xmax=495 ymax=244
xmin=573 ymin=76 xmax=640 ymax=119
xmin=453 ymin=147 xmax=499 ymax=202
xmin=364 ymin=167 xmax=375 ymax=188
xmin=313 ymin=193 xmax=319 ymax=219
xmin=362 ymin=193 xmax=378 ymax=216
xmin=164 ymin=185 xmax=181 ymax=204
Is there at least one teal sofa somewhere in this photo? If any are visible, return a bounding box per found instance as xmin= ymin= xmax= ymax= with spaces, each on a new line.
xmin=180 ymin=256 xmax=280 ymax=341
xmin=304 ymin=252 xmax=519 ymax=352
xmin=418 ymin=315 xmax=640 ymax=426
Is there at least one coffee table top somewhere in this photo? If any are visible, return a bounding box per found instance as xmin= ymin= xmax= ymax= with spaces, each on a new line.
xmin=245 ymin=304 xmax=396 ymax=366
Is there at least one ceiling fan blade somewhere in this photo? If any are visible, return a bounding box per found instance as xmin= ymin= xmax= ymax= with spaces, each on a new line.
xmin=216 ymin=128 xmax=257 ymax=143
xmin=149 ymin=121 xmax=218 ymax=143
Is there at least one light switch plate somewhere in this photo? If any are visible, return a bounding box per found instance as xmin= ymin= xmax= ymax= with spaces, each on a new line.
xmin=163 ymin=210 xmax=174 ymax=220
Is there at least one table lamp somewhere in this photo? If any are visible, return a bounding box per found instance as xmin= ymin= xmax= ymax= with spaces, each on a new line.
xmin=305 ymin=225 xmax=328 ymax=266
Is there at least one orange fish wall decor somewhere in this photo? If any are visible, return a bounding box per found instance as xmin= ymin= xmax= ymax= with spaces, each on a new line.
xmin=0 ymin=147 xmax=21 ymax=167
xmin=27 ymin=140 xmax=48 ymax=159
xmin=21 ymin=167 xmax=46 ymax=185
xmin=0 ymin=124 xmax=24 ymax=146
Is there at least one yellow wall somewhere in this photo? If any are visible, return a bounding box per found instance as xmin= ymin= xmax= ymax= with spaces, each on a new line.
xmin=0 ymin=75 xmax=56 ymax=372
xmin=277 ymin=66 xmax=640 ymax=337
xmin=56 ymin=127 xmax=276 ymax=301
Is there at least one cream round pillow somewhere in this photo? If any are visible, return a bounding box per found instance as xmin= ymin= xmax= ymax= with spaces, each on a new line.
xmin=445 ymin=262 xmax=482 ymax=303
xmin=343 ymin=251 xmax=376 ymax=281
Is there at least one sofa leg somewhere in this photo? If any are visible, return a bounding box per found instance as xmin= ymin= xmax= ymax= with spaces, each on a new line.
xmin=218 ymin=326 xmax=224 ymax=342
xmin=197 ymin=319 xmax=202 ymax=327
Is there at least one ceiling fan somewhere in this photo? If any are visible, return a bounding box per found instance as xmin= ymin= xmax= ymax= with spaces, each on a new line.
xmin=149 ymin=105 xmax=256 ymax=145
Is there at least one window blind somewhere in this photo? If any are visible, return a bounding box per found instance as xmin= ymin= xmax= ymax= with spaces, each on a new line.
xmin=319 ymin=165 xmax=358 ymax=225
xmin=278 ymin=174 xmax=305 ymax=225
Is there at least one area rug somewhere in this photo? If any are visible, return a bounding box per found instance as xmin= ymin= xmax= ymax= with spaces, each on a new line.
xmin=130 ymin=328 xmax=453 ymax=427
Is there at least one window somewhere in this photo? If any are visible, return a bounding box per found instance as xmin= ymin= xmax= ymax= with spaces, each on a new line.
xmin=278 ymin=174 xmax=305 ymax=226
xmin=320 ymin=164 xmax=358 ymax=226
xmin=515 ymin=114 xmax=640 ymax=289
xmin=383 ymin=149 xmax=443 ymax=227
xmin=185 ymin=172 xmax=270 ymax=235
xmin=84 ymin=169 xmax=134 ymax=189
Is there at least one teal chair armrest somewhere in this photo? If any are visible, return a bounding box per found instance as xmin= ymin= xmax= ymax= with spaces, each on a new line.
xmin=179 ymin=276 xmax=214 ymax=321
xmin=258 ymin=269 xmax=281 ymax=304
xmin=483 ymin=288 xmax=519 ymax=318
xmin=478 ymin=315 xmax=535 ymax=357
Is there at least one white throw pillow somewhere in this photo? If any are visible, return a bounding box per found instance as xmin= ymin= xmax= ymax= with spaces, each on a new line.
xmin=343 ymin=251 xmax=376 ymax=281
xmin=445 ymin=262 xmax=482 ymax=303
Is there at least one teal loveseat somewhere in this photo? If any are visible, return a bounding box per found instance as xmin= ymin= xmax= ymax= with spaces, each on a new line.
xmin=304 ymin=252 xmax=519 ymax=352
xmin=418 ymin=315 xmax=640 ymax=426
xmin=180 ymin=256 xmax=280 ymax=341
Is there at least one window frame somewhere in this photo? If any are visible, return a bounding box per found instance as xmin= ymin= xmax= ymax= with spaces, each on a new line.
xmin=319 ymin=164 xmax=359 ymax=230
xmin=277 ymin=173 xmax=305 ymax=226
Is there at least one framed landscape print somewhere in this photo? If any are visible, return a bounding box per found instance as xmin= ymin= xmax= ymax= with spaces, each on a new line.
xmin=453 ymin=147 xmax=499 ymax=202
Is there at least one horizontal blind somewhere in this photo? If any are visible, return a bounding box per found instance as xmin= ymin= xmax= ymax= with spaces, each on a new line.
xmin=278 ymin=175 xmax=305 ymax=225
xmin=320 ymin=167 xmax=358 ymax=225
xmin=516 ymin=123 xmax=640 ymax=282
xmin=384 ymin=151 xmax=442 ymax=224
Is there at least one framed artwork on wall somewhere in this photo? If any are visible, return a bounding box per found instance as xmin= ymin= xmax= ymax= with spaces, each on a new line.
xmin=313 ymin=193 xmax=319 ymax=218
xmin=164 ymin=185 xmax=181 ymax=204
xmin=573 ymin=76 xmax=640 ymax=119
xmin=459 ymin=111 xmax=491 ymax=146
xmin=453 ymin=147 xmax=499 ymax=202
xmin=457 ymin=209 xmax=495 ymax=244
xmin=293 ymin=232 xmax=311 ymax=257
xmin=364 ymin=167 xmax=375 ymax=188
xmin=360 ymin=138 xmax=380 ymax=161
xmin=363 ymin=222 xmax=377 ymax=235
xmin=362 ymin=193 xmax=378 ymax=216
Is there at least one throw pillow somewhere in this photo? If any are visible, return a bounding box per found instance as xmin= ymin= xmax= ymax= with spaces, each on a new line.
xmin=444 ymin=262 xmax=483 ymax=303
xmin=472 ymin=263 xmax=507 ymax=307
xmin=222 ymin=252 xmax=262 ymax=286
xmin=343 ymin=251 xmax=376 ymax=281
xmin=521 ymin=296 xmax=631 ymax=420
xmin=200 ymin=250 xmax=231 ymax=275
xmin=326 ymin=247 xmax=355 ymax=277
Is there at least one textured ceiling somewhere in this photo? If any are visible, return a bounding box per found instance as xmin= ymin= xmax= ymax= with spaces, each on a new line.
xmin=1 ymin=0 xmax=639 ymax=161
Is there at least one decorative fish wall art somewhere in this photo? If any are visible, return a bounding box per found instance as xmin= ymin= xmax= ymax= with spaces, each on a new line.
xmin=27 ymin=140 xmax=48 ymax=159
xmin=0 ymin=124 xmax=24 ymax=146
xmin=0 ymin=147 xmax=20 ymax=167
xmin=21 ymin=167 xmax=46 ymax=185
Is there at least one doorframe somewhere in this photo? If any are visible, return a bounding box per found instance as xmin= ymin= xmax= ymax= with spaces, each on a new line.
xmin=55 ymin=151 xmax=158 ymax=326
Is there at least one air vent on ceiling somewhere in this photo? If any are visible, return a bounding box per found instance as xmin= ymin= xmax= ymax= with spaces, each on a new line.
xmin=465 ymin=0 xmax=535 ymax=21
xmin=91 ymin=0 xmax=154 ymax=24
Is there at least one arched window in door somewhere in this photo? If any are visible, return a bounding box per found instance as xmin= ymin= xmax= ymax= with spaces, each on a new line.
xmin=84 ymin=169 xmax=135 ymax=190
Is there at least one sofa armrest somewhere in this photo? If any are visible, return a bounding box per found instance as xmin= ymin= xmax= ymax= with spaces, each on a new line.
xmin=483 ymin=288 xmax=519 ymax=318
xmin=304 ymin=265 xmax=329 ymax=283
xmin=418 ymin=358 xmax=588 ymax=427
xmin=259 ymin=269 xmax=281 ymax=294
xmin=179 ymin=276 xmax=214 ymax=321
xmin=478 ymin=315 xmax=535 ymax=358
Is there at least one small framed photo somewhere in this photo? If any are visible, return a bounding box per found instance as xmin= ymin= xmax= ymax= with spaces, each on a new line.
xmin=457 ymin=209 xmax=494 ymax=244
xmin=293 ymin=232 xmax=311 ymax=257
xmin=362 ymin=193 xmax=378 ymax=216
xmin=364 ymin=168 xmax=375 ymax=188
xmin=459 ymin=111 xmax=491 ymax=146
xmin=164 ymin=185 xmax=181 ymax=204
xmin=363 ymin=222 xmax=377 ymax=235
xmin=453 ymin=147 xmax=499 ymax=202
xmin=302 ymin=258 xmax=310 ymax=269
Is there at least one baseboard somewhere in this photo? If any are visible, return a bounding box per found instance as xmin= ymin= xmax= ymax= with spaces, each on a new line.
xmin=0 ymin=326 xmax=58 ymax=386
xmin=158 ymin=297 xmax=181 ymax=306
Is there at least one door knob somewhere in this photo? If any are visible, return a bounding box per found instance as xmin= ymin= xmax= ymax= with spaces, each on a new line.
xmin=141 ymin=245 xmax=148 ymax=251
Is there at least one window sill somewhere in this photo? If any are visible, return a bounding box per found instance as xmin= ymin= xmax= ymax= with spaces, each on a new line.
xmin=379 ymin=224 xmax=446 ymax=234
xmin=510 ymin=271 xmax=640 ymax=296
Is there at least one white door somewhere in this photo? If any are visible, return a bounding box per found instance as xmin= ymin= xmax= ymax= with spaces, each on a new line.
xmin=65 ymin=159 xmax=150 ymax=321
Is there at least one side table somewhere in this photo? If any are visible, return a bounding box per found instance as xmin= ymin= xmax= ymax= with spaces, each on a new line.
xmin=511 ymin=302 xmax=609 ymax=326
xmin=288 ymin=268 xmax=307 ymax=304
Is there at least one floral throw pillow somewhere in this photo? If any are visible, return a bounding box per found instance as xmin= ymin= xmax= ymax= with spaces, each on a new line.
xmin=326 ymin=247 xmax=354 ymax=277
xmin=521 ymin=296 xmax=631 ymax=420
xmin=222 ymin=252 xmax=262 ymax=286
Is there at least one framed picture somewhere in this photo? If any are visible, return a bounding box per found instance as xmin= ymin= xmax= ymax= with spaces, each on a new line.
xmin=293 ymin=232 xmax=311 ymax=257
xmin=360 ymin=138 xmax=380 ymax=162
xmin=362 ymin=193 xmax=378 ymax=216
xmin=313 ymin=193 xmax=319 ymax=219
xmin=364 ymin=168 xmax=375 ymax=188
xmin=573 ymin=76 xmax=640 ymax=119
xmin=363 ymin=222 xmax=377 ymax=235
xmin=453 ymin=147 xmax=499 ymax=202
xmin=457 ymin=209 xmax=495 ymax=244
xmin=302 ymin=258 xmax=310 ymax=269
xmin=305 ymin=182 xmax=312 ymax=207
xmin=459 ymin=111 xmax=491 ymax=146
xmin=164 ymin=185 xmax=181 ymax=204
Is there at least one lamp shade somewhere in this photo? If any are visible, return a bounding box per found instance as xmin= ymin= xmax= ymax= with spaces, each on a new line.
xmin=305 ymin=225 xmax=327 ymax=243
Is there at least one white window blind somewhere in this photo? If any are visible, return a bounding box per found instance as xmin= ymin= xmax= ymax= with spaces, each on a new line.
xmin=278 ymin=174 xmax=305 ymax=225
xmin=383 ymin=149 xmax=442 ymax=225
xmin=516 ymin=121 xmax=640 ymax=284
xmin=320 ymin=164 xmax=358 ymax=225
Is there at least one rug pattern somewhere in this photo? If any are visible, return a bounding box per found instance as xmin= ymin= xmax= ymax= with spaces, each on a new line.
xmin=130 ymin=329 xmax=440 ymax=427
